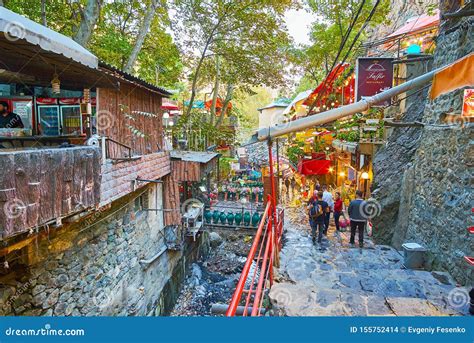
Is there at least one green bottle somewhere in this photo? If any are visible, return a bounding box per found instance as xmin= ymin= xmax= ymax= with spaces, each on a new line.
xmin=219 ymin=211 xmax=227 ymax=224
xmin=227 ymin=212 xmax=234 ymax=225
xmin=251 ymin=212 xmax=260 ymax=227
xmin=243 ymin=211 xmax=251 ymax=226
xmin=212 ymin=210 xmax=220 ymax=224
xmin=234 ymin=212 xmax=242 ymax=225
xmin=204 ymin=209 xmax=212 ymax=224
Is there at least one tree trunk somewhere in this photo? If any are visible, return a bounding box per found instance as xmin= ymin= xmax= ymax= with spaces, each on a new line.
xmin=41 ymin=0 xmax=47 ymax=27
xmin=124 ymin=0 xmax=159 ymax=74
xmin=73 ymin=0 xmax=102 ymax=47
xmin=215 ymin=83 xmax=234 ymax=127
xmin=210 ymin=55 xmax=220 ymax=124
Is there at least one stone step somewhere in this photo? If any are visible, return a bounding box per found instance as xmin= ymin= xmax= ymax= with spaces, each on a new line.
xmin=269 ymin=282 xmax=462 ymax=316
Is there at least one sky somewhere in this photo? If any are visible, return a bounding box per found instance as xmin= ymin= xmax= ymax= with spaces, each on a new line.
xmin=284 ymin=8 xmax=319 ymax=45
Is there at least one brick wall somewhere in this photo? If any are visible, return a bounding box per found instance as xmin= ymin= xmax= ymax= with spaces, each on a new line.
xmin=100 ymin=152 xmax=171 ymax=206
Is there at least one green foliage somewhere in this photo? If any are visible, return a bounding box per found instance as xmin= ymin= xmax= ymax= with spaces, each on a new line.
xmin=232 ymin=87 xmax=273 ymax=143
xmin=287 ymin=141 xmax=305 ymax=165
xmin=3 ymin=0 xmax=182 ymax=88
xmin=296 ymin=0 xmax=390 ymax=87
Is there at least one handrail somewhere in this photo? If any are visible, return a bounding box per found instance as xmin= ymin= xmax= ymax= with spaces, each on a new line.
xmin=226 ymin=200 xmax=271 ymax=316
xmin=226 ymin=197 xmax=285 ymax=317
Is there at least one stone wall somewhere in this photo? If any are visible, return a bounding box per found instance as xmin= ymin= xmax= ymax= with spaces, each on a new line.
xmin=372 ymin=11 xmax=473 ymax=285
xmin=0 ymin=183 xmax=209 ymax=316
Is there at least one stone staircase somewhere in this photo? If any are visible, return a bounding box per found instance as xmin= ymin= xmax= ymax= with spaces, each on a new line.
xmin=268 ymin=213 xmax=469 ymax=316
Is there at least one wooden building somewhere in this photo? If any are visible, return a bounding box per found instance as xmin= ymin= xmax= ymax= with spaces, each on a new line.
xmin=0 ymin=7 xmax=180 ymax=241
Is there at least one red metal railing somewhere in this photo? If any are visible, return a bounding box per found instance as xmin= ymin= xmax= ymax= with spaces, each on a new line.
xmin=226 ymin=197 xmax=284 ymax=316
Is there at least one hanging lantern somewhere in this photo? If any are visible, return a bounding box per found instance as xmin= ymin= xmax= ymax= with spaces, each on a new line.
xmin=83 ymin=88 xmax=91 ymax=103
xmin=51 ymin=73 xmax=60 ymax=94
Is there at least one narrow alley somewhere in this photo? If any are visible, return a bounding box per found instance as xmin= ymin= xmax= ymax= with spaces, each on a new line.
xmin=269 ymin=206 xmax=469 ymax=316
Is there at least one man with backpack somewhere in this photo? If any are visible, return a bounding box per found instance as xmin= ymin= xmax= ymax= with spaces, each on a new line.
xmin=308 ymin=191 xmax=329 ymax=246
xmin=348 ymin=190 xmax=367 ymax=248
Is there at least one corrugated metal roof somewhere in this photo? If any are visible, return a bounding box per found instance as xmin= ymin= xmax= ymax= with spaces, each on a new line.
xmin=170 ymin=150 xmax=220 ymax=163
xmin=99 ymin=61 xmax=173 ymax=97
xmin=257 ymin=98 xmax=292 ymax=111
xmin=282 ymin=90 xmax=312 ymax=115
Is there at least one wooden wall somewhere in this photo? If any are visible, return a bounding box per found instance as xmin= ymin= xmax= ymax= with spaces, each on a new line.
xmin=0 ymin=147 xmax=101 ymax=239
xmin=97 ymin=83 xmax=164 ymax=157
xmin=171 ymin=160 xmax=202 ymax=182
xmin=163 ymin=174 xmax=181 ymax=226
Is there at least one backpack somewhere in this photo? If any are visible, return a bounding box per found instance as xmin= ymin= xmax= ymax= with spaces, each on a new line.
xmin=309 ymin=201 xmax=324 ymax=219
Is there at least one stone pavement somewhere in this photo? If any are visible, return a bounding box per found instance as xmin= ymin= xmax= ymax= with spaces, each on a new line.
xmin=269 ymin=207 xmax=470 ymax=316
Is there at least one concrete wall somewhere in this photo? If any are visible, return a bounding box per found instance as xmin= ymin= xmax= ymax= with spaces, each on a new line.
xmin=0 ymin=183 xmax=209 ymax=316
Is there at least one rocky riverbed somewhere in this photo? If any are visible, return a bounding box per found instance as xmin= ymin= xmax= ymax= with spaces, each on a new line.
xmin=171 ymin=230 xmax=253 ymax=316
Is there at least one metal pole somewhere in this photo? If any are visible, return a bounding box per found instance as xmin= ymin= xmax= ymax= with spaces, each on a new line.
xmin=267 ymin=140 xmax=277 ymax=217
xmin=250 ymin=56 xmax=471 ymax=143
xmin=276 ymin=138 xmax=280 ymax=204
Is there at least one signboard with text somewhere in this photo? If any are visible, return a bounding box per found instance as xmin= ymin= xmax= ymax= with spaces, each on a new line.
xmin=355 ymin=57 xmax=393 ymax=106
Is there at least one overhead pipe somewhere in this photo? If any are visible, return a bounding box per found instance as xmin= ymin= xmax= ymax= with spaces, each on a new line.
xmin=249 ymin=56 xmax=469 ymax=143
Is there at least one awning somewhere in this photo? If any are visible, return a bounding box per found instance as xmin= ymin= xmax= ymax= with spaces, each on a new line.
xmin=282 ymin=90 xmax=312 ymax=115
xmin=170 ymin=151 xmax=220 ymax=164
xmin=303 ymin=63 xmax=351 ymax=107
xmin=161 ymin=100 xmax=179 ymax=110
xmin=0 ymin=8 xmax=115 ymax=90
xmin=386 ymin=10 xmax=439 ymax=39
xmin=429 ymin=53 xmax=473 ymax=100
xmin=0 ymin=7 xmax=97 ymax=68
xmin=297 ymin=159 xmax=331 ymax=175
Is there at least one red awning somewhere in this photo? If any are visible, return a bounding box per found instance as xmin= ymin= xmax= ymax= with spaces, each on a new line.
xmin=161 ymin=100 xmax=179 ymax=110
xmin=386 ymin=10 xmax=439 ymax=39
xmin=204 ymin=98 xmax=233 ymax=115
xmin=297 ymin=159 xmax=331 ymax=175
xmin=303 ymin=63 xmax=351 ymax=107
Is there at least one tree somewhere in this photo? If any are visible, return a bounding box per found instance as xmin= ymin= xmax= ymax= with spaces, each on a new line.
xmin=124 ymin=0 xmax=160 ymax=73
xmin=73 ymin=0 xmax=103 ymax=47
xmin=171 ymin=0 xmax=294 ymax=118
xmin=3 ymin=0 xmax=182 ymax=88
xmin=297 ymin=0 xmax=390 ymax=87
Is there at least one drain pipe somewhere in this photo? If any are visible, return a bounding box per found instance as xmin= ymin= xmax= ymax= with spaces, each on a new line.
xmin=211 ymin=303 xmax=266 ymax=316
xmin=249 ymin=58 xmax=457 ymax=143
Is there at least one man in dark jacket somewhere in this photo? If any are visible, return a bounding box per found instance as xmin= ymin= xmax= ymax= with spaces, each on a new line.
xmin=308 ymin=191 xmax=328 ymax=247
xmin=348 ymin=190 xmax=367 ymax=248
xmin=0 ymin=101 xmax=24 ymax=128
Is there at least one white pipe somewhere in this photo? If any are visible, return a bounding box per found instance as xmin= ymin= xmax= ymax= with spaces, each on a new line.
xmin=253 ymin=58 xmax=454 ymax=142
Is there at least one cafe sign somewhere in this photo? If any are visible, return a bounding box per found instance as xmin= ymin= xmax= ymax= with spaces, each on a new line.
xmin=355 ymin=57 xmax=393 ymax=106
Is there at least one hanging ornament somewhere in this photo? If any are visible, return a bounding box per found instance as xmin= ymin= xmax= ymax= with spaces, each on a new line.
xmin=83 ymin=88 xmax=91 ymax=103
xmin=51 ymin=73 xmax=60 ymax=94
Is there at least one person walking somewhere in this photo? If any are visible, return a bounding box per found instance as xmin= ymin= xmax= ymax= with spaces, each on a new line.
xmin=348 ymin=190 xmax=367 ymax=248
xmin=308 ymin=191 xmax=328 ymax=247
xmin=322 ymin=185 xmax=334 ymax=234
xmin=334 ymin=191 xmax=344 ymax=232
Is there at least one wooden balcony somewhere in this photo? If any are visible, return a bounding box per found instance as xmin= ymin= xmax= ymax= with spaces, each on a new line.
xmin=0 ymin=146 xmax=101 ymax=240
